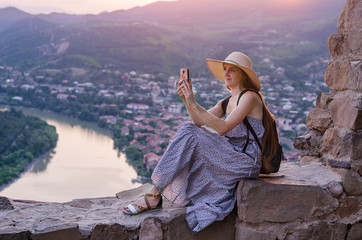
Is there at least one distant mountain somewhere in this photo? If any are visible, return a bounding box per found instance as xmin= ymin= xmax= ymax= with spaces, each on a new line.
xmin=0 ymin=7 xmax=31 ymax=32
xmin=0 ymin=0 xmax=345 ymax=75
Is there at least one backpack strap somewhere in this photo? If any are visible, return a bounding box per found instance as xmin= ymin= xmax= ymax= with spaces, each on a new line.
xmin=243 ymin=118 xmax=262 ymax=150
xmin=221 ymin=96 xmax=231 ymax=115
xmin=237 ymin=89 xmax=263 ymax=151
xmin=222 ymin=89 xmax=251 ymax=115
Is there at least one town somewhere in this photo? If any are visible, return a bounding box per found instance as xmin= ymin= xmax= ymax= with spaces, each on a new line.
xmin=0 ymin=55 xmax=329 ymax=179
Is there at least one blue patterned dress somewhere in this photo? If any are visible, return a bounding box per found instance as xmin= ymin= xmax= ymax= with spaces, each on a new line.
xmin=151 ymin=115 xmax=264 ymax=233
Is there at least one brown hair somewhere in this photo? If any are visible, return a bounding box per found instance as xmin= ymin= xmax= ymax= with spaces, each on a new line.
xmin=241 ymin=74 xmax=279 ymax=169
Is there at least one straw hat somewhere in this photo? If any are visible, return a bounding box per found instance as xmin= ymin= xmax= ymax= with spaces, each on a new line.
xmin=206 ymin=51 xmax=260 ymax=91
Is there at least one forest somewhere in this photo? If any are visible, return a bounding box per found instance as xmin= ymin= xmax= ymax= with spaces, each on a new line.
xmin=0 ymin=108 xmax=58 ymax=186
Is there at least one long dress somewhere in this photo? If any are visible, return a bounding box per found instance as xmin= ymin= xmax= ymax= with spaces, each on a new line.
xmin=151 ymin=115 xmax=264 ymax=233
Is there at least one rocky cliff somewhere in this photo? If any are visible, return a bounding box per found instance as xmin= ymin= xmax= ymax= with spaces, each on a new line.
xmin=0 ymin=0 xmax=361 ymax=239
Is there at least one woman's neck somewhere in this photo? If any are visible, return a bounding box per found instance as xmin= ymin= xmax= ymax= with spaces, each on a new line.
xmin=230 ymin=87 xmax=245 ymax=98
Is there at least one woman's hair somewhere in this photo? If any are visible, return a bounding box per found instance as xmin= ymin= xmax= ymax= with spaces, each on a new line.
xmin=258 ymin=93 xmax=279 ymax=162
xmin=241 ymin=73 xmax=279 ymax=163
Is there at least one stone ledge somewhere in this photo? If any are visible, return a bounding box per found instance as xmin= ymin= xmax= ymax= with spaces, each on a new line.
xmin=1 ymin=162 xmax=360 ymax=240
xmin=237 ymin=162 xmax=342 ymax=224
xmin=0 ymin=183 xmax=235 ymax=240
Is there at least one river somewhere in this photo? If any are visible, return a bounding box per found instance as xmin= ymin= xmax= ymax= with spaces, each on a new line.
xmin=0 ymin=108 xmax=140 ymax=202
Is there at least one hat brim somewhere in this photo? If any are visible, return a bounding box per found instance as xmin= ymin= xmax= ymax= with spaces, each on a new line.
xmin=206 ymin=58 xmax=260 ymax=91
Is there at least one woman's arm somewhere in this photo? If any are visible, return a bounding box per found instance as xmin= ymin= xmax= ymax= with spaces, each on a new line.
xmin=177 ymin=80 xmax=224 ymax=126
xmin=178 ymin=79 xmax=261 ymax=135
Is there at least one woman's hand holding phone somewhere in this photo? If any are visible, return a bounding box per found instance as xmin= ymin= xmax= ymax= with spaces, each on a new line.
xmin=177 ymin=68 xmax=195 ymax=107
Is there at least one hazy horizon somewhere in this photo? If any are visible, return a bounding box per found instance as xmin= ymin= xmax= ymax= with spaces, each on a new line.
xmin=0 ymin=0 xmax=177 ymax=14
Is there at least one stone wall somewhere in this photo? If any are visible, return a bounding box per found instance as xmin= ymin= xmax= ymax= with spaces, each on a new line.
xmin=294 ymin=0 xmax=362 ymax=196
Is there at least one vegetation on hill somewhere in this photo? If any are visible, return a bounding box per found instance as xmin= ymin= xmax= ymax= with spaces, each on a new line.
xmin=0 ymin=108 xmax=58 ymax=186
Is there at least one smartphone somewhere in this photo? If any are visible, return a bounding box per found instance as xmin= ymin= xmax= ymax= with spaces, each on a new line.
xmin=180 ymin=68 xmax=189 ymax=81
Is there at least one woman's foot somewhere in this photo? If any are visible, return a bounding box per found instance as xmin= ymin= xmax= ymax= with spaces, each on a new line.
xmin=122 ymin=190 xmax=162 ymax=215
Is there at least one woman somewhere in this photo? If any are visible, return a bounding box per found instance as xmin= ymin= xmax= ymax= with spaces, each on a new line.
xmin=122 ymin=51 xmax=277 ymax=233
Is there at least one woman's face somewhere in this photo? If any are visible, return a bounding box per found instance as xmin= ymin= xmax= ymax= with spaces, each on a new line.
xmin=223 ymin=63 xmax=244 ymax=89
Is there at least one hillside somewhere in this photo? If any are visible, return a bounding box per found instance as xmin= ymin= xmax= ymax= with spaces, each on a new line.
xmin=0 ymin=0 xmax=344 ymax=75
xmin=0 ymin=108 xmax=58 ymax=186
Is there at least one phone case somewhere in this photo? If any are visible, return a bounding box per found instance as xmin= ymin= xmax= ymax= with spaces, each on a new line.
xmin=180 ymin=68 xmax=189 ymax=81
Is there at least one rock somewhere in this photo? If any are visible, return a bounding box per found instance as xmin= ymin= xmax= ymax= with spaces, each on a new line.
xmin=327 ymin=181 xmax=344 ymax=197
xmin=324 ymin=60 xmax=350 ymax=90
xmin=306 ymin=108 xmax=332 ymax=132
xmin=237 ymin=178 xmax=339 ymax=223
xmin=0 ymin=197 xmax=14 ymax=211
xmin=349 ymin=60 xmax=362 ymax=92
xmin=315 ymin=91 xmax=333 ymax=108
xmin=164 ymin=210 xmax=236 ymax=240
xmin=337 ymin=0 xmax=362 ymax=58
xmin=235 ymin=222 xmax=276 ymax=240
xmin=284 ymin=222 xmax=347 ymax=240
xmin=339 ymin=169 xmax=362 ymax=196
xmin=325 ymin=128 xmax=362 ymax=160
xmin=90 ymin=224 xmax=128 ymax=240
xmin=335 ymin=197 xmax=361 ymax=220
xmin=293 ymin=131 xmax=322 ymax=156
xmin=329 ymin=159 xmax=352 ymax=169
xmin=327 ymin=33 xmax=344 ymax=59
xmin=330 ymin=98 xmax=362 ymax=130
xmin=31 ymin=223 xmax=80 ymax=240
xmin=351 ymin=161 xmax=362 ymax=175
xmin=321 ymin=128 xmax=339 ymax=156
xmin=139 ymin=218 xmax=163 ymax=240
xmin=347 ymin=223 xmax=362 ymax=240
xmin=0 ymin=229 xmax=30 ymax=240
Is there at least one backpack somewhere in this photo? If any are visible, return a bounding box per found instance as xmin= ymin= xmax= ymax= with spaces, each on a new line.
xmin=221 ymin=89 xmax=284 ymax=173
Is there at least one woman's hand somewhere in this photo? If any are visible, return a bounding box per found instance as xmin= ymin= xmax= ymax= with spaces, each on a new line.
xmin=177 ymin=80 xmax=186 ymax=101
xmin=177 ymin=79 xmax=196 ymax=107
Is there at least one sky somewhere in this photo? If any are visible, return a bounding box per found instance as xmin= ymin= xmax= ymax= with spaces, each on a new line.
xmin=0 ymin=0 xmax=177 ymax=14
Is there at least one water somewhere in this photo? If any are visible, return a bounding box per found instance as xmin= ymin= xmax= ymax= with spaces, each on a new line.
xmin=0 ymin=108 xmax=140 ymax=202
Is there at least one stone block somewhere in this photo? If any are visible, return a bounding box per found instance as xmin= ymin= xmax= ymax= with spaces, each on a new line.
xmin=349 ymin=60 xmax=362 ymax=92
xmin=235 ymin=221 xmax=347 ymax=240
xmin=327 ymin=181 xmax=344 ymax=198
xmin=321 ymin=128 xmax=340 ymax=156
xmin=351 ymin=161 xmax=362 ymax=175
xmin=325 ymin=60 xmax=350 ymax=90
xmin=335 ymin=197 xmax=361 ymax=220
xmin=337 ymin=0 xmax=362 ymax=58
xmin=0 ymin=229 xmax=30 ymax=240
xmin=90 ymin=224 xmax=128 ymax=240
xmin=315 ymin=91 xmax=333 ymax=108
xmin=293 ymin=131 xmax=322 ymax=156
xmin=284 ymin=222 xmax=347 ymax=240
xmin=347 ymin=31 xmax=362 ymax=58
xmin=329 ymin=159 xmax=352 ymax=169
xmin=139 ymin=218 xmax=163 ymax=240
xmin=327 ymin=33 xmax=344 ymax=59
xmin=347 ymin=223 xmax=362 ymax=240
xmin=323 ymin=127 xmax=362 ymax=160
xmin=338 ymin=0 xmax=362 ymax=35
xmin=164 ymin=210 xmax=236 ymax=240
xmin=306 ymin=108 xmax=332 ymax=132
xmin=235 ymin=222 xmax=276 ymax=240
xmin=31 ymin=223 xmax=80 ymax=240
xmin=0 ymin=197 xmax=14 ymax=211
xmin=339 ymin=169 xmax=362 ymax=196
xmin=236 ymin=179 xmax=338 ymax=224
xmin=330 ymin=98 xmax=362 ymax=130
